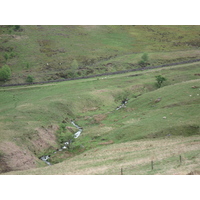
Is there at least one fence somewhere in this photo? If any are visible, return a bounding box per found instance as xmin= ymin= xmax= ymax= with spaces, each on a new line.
xmin=120 ymin=154 xmax=199 ymax=175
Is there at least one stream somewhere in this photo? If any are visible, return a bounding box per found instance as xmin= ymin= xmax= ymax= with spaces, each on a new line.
xmin=40 ymin=99 xmax=128 ymax=165
xmin=116 ymin=98 xmax=128 ymax=110
xmin=40 ymin=121 xmax=83 ymax=165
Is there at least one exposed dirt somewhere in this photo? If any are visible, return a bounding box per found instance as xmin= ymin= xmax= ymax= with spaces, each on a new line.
xmin=82 ymin=107 xmax=98 ymax=113
xmin=0 ymin=154 xmax=11 ymax=173
xmin=99 ymin=140 xmax=114 ymax=145
xmin=0 ymin=124 xmax=59 ymax=173
xmin=93 ymin=114 xmax=107 ymax=123
xmin=0 ymin=141 xmax=37 ymax=173
xmin=28 ymin=124 xmax=59 ymax=154
xmin=11 ymin=35 xmax=28 ymax=40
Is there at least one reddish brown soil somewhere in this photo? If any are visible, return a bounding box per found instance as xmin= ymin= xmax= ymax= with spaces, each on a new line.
xmin=0 ymin=124 xmax=59 ymax=173
xmin=0 ymin=141 xmax=37 ymax=173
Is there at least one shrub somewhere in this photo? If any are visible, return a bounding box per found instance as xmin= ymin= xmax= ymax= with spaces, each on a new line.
xmin=155 ymin=75 xmax=167 ymax=88
xmin=114 ymin=89 xmax=132 ymax=103
xmin=26 ymin=75 xmax=34 ymax=83
xmin=141 ymin=52 xmax=149 ymax=62
xmin=138 ymin=59 xmax=145 ymax=66
xmin=0 ymin=65 xmax=11 ymax=81
xmin=14 ymin=25 xmax=21 ymax=31
xmin=58 ymin=132 xmax=74 ymax=144
xmin=9 ymin=52 xmax=16 ymax=59
xmin=138 ymin=52 xmax=149 ymax=67
xmin=57 ymin=123 xmax=74 ymax=149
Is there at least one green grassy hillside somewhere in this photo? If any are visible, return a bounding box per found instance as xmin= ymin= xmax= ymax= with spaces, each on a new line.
xmin=0 ymin=61 xmax=199 ymax=174
xmin=1 ymin=25 xmax=200 ymax=84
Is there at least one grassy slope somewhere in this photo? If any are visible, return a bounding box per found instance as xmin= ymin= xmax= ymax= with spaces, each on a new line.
xmin=1 ymin=25 xmax=200 ymax=84
xmin=4 ymin=136 xmax=200 ymax=175
xmin=1 ymin=62 xmax=200 ymax=174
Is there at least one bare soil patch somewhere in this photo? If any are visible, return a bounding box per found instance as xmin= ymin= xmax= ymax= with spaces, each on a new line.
xmin=0 ymin=141 xmax=37 ymax=173
xmin=29 ymin=125 xmax=59 ymax=154
xmin=82 ymin=107 xmax=98 ymax=113
xmin=99 ymin=140 xmax=114 ymax=145
xmin=0 ymin=124 xmax=59 ymax=173
xmin=93 ymin=114 xmax=107 ymax=123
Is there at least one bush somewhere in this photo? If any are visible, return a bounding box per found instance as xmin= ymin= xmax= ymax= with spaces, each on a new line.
xmin=0 ymin=65 xmax=11 ymax=81
xmin=14 ymin=25 xmax=21 ymax=31
xmin=141 ymin=52 xmax=149 ymax=62
xmin=58 ymin=132 xmax=74 ymax=144
xmin=57 ymin=123 xmax=74 ymax=149
xmin=9 ymin=52 xmax=16 ymax=59
xmin=138 ymin=59 xmax=146 ymax=66
xmin=138 ymin=52 xmax=149 ymax=67
xmin=155 ymin=75 xmax=167 ymax=88
xmin=26 ymin=75 xmax=34 ymax=83
xmin=114 ymin=89 xmax=132 ymax=103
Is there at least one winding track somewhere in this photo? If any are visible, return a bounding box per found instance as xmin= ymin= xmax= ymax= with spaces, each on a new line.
xmin=1 ymin=58 xmax=200 ymax=87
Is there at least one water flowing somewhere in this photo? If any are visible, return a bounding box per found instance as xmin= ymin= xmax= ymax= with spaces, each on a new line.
xmin=40 ymin=121 xmax=83 ymax=165
xmin=40 ymin=98 xmax=128 ymax=165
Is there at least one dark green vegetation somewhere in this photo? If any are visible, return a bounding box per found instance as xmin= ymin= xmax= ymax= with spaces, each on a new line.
xmin=138 ymin=52 xmax=149 ymax=67
xmin=0 ymin=25 xmax=200 ymax=174
xmin=1 ymin=25 xmax=200 ymax=84
xmin=0 ymin=65 xmax=11 ymax=81
xmin=26 ymin=75 xmax=34 ymax=83
xmin=155 ymin=75 xmax=167 ymax=88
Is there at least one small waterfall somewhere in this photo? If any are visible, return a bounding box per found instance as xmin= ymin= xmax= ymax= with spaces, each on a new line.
xmin=116 ymin=98 xmax=128 ymax=110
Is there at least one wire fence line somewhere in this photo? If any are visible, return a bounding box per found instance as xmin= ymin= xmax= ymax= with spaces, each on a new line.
xmin=1 ymin=58 xmax=200 ymax=88
xmin=120 ymin=154 xmax=199 ymax=175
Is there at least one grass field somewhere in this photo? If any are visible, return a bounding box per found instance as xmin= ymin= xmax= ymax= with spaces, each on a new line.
xmin=0 ymin=61 xmax=199 ymax=174
xmin=1 ymin=25 xmax=200 ymax=84
xmin=4 ymin=136 xmax=200 ymax=175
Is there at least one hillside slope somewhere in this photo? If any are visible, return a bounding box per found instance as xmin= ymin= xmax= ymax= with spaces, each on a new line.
xmin=1 ymin=25 xmax=200 ymax=84
xmin=0 ymin=62 xmax=199 ymax=174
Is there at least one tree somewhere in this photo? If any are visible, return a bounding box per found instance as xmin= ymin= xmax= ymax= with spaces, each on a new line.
xmin=155 ymin=75 xmax=167 ymax=88
xmin=141 ymin=52 xmax=149 ymax=62
xmin=138 ymin=52 xmax=149 ymax=67
xmin=57 ymin=124 xmax=74 ymax=149
xmin=26 ymin=75 xmax=34 ymax=83
xmin=0 ymin=65 xmax=11 ymax=81
xmin=59 ymin=132 xmax=74 ymax=149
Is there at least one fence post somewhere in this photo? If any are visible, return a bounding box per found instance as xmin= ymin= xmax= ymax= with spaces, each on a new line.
xmin=151 ymin=160 xmax=154 ymax=170
xmin=121 ymin=168 xmax=123 ymax=175
xmin=179 ymin=155 xmax=182 ymax=164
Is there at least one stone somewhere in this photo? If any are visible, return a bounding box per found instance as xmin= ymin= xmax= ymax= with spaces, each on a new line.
xmin=155 ymin=97 xmax=162 ymax=103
